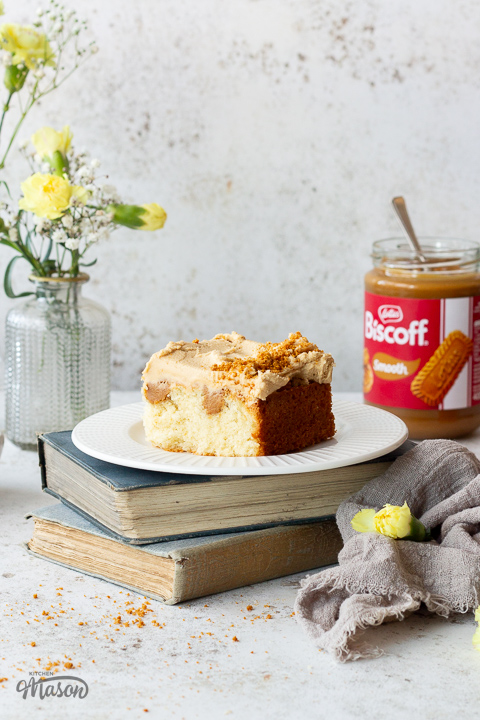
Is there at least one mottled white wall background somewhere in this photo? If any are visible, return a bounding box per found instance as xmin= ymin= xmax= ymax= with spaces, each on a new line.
xmin=2 ymin=0 xmax=480 ymax=392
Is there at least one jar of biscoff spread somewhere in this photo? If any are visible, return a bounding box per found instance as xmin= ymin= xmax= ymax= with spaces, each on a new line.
xmin=364 ymin=238 xmax=480 ymax=439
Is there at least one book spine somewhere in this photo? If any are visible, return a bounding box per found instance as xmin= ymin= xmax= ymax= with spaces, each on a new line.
xmin=37 ymin=436 xmax=48 ymax=491
xmin=167 ymin=520 xmax=342 ymax=604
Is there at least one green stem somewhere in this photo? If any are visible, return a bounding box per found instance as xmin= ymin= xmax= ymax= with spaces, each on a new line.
xmin=0 ymin=88 xmax=37 ymax=170
xmin=70 ymin=248 xmax=80 ymax=277
xmin=0 ymin=236 xmax=46 ymax=276
xmin=0 ymin=91 xmax=14 ymax=141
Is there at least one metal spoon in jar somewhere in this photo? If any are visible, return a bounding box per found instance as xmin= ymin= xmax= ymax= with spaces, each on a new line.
xmin=391 ymin=196 xmax=427 ymax=263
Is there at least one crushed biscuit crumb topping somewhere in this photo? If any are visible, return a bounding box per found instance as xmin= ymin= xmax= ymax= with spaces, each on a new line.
xmin=212 ymin=332 xmax=320 ymax=379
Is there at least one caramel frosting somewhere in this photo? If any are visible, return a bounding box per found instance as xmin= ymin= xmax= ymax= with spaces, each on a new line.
xmin=142 ymin=331 xmax=334 ymax=403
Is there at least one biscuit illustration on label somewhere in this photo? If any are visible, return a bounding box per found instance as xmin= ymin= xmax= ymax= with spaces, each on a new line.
xmin=411 ymin=330 xmax=473 ymax=407
xmin=363 ymin=347 xmax=374 ymax=393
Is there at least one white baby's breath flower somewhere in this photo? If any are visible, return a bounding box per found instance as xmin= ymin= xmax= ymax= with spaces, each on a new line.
xmin=87 ymin=231 xmax=100 ymax=244
xmin=90 ymin=158 xmax=100 ymax=169
xmin=8 ymin=228 xmax=19 ymax=243
xmin=34 ymin=217 xmax=49 ymax=233
xmin=65 ymin=237 xmax=80 ymax=251
xmin=33 ymin=68 xmax=45 ymax=79
xmin=61 ymin=215 xmax=73 ymax=229
xmin=76 ymin=165 xmax=91 ymax=179
xmin=79 ymin=218 xmax=91 ymax=234
xmin=18 ymin=138 xmax=30 ymax=151
xmin=52 ymin=228 xmax=68 ymax=244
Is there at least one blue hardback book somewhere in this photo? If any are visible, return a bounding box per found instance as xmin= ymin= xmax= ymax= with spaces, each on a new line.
xmin=26 ymin=503 xmax=342 ymax=604
xmin=38 ymin=431 xmax=415 ymax=545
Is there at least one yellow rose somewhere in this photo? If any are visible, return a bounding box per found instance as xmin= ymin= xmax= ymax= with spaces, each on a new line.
xmin=139 ymin=203 xmax=167 ymax=231
xmin=31 ymin=125 xmax=73 ymax=159
xmin=351 ymin=502 xmax=430 ymax=542
xmin=0 ymin=23 xmax=55 ymax=70
xmin=18 ymin=173 xmax=87 ymax=220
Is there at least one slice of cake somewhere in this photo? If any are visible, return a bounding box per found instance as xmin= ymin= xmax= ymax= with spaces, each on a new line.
xmin=142 ymin=331 xmax=335 ymax=457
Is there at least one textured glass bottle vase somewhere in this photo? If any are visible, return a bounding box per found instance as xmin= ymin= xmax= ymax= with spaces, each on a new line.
xmin=5 ymin=273 xmax=111 ymax=450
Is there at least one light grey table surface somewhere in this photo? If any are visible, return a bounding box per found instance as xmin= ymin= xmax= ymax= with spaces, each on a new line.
xmin=1 ymin=391 xmax=480 ymax=720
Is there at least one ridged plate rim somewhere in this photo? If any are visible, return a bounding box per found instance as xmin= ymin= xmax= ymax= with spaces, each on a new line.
xmin=71 ymin=398 xmax=408 ymax=476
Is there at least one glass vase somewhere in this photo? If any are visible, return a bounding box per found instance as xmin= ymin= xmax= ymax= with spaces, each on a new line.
xmin=5 ymin=273 xmax=111 ymax=450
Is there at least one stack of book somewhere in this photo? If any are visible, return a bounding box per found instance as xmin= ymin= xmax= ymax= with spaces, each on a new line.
xmin=27 ymin=431 xmax=413 ymax=604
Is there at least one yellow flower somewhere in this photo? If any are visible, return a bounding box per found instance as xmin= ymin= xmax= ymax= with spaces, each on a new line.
xmin=474 ymin=607 xmax=480 ymax=652
xmin=31 ymin=125 xmax=73 ymax=160
xmin=373 ymin=502 xmax=412 ymax=539
xmin=0 ymin=3 xmax=4 ymax=17
xmin=0 ymin=23 xmax=55 ymax=70
xmin=18 ymin=173 xmax=87 ymax=220
xmin=351 ymin=502 xmax=430 ymax=542
xmin=350 ymin=508 xmax=376 ymax=534
xmin=138 ymin=203 xmax=167 ymax=231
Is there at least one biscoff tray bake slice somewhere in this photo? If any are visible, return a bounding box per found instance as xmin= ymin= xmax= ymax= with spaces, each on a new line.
xmin=142 ymin=332 xmax=335 ymax=457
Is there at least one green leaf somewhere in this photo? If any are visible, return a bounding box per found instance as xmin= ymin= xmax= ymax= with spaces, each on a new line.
xmin=4 ymin=256 xmax=34 ymax=299
xmin=79 ymin=258 xmax=98 ymax=268
xmin=24 ymin=229 xmax=32 ymax=252
xmin=41 ymin=237 xmax=53 ymax=263
xmin=0 ymin=179 xmax=12 ymax=199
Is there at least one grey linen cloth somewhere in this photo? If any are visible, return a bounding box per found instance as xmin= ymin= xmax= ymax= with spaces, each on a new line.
xmin=294 ymin=440 xmax=480 ymax=661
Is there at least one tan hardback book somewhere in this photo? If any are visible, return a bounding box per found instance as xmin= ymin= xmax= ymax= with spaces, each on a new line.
xmin=27 ymin=504 xmax=343 ymax=604
xmin=38 ymin=432 xmax=414 ymax=544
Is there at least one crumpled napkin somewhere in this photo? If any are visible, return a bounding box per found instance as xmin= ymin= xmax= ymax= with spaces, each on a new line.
xmin=294 ymin=440 xmax=480 ymax=661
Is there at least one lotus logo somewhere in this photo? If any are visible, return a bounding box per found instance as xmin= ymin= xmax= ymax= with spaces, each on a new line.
xmin=378 ymin=305 xmax=403 ymax=323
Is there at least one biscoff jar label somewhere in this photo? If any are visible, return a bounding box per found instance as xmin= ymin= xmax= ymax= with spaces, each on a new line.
xmin=364 ymin=291 xmax=480 ymax=410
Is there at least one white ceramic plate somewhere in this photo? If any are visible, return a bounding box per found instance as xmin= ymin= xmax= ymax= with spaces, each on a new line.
xmin=71 ymin=399 xmax=408 ymax=476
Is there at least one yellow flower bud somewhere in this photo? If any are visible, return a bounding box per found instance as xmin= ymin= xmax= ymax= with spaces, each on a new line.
xmin=0 ymin=23 xmax=55 ymax=70
xmin=4 ymin=63 xmax=28 ymax=92
xmin=31 ymin=125 xmax=73 ymax=160
xmin=138 ymin=203 xmax=167 ymax=231
xmin=18 ymin=173 xmax=87 ymax=220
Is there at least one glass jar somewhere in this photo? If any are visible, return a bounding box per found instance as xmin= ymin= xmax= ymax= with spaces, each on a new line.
xmin=5 ymin=273 xmax=111 ymax=449
xmin=364 ymin=238 xmax=480 ymax=439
